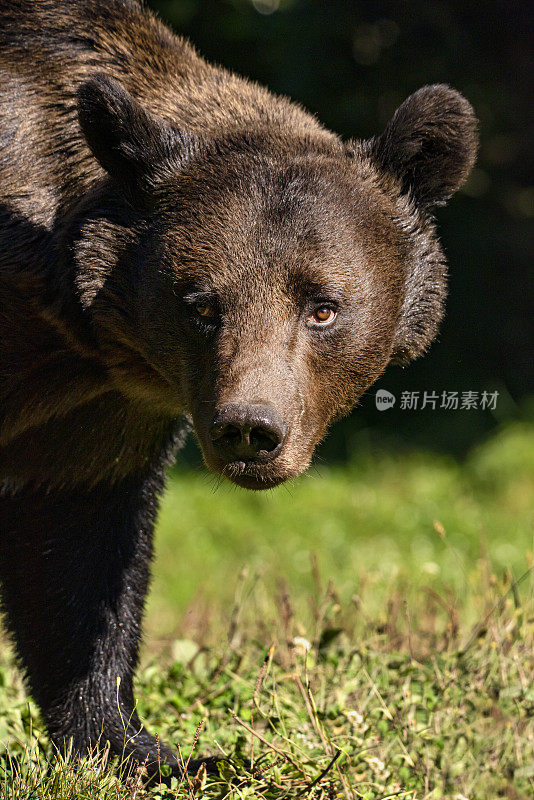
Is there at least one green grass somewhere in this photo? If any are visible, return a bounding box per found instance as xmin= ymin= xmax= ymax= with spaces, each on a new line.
xmin=148 ymin=419 xmax=533 ymax=639
xmin=0 ymin=420 xmax=533 ymax=798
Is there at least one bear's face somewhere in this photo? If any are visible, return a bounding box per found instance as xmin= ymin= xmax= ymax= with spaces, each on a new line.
xmin=145 ymin=153 xmax=407 ymax=488
xmin=76 ymin=78 xmax=477 ymax=489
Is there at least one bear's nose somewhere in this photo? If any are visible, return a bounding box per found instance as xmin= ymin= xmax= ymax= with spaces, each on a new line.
xmin=210 ymin=403 xmax=287 ymax=462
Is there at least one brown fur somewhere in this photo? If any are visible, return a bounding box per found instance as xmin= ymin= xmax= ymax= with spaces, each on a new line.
xmin=0 ymin=0 xmax=477 ymax=778
xmin=0 ymin=0 xmax=478 ymax=490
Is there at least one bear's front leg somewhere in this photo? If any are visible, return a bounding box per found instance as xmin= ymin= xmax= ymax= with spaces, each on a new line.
xmin=0 ymin=471 xmax=208 ymax=780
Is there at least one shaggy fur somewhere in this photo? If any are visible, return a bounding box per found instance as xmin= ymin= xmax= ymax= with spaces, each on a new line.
xmin=0 ymin=0 xmax=477 ymax=779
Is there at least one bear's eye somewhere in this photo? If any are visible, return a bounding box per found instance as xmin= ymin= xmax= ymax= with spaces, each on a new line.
xmin=181 ymin=290 xmax=220 ymax=330
xmin=308 ymin=305 xmax=338 ymax=327
xmin=195 ymin=302 xmax=217 ymax=319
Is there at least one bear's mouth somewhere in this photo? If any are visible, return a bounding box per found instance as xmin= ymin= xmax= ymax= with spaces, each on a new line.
xmin=220 ymin=459 xmax=289 ymax=490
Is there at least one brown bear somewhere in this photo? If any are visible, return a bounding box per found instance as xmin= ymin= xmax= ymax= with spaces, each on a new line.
xmin=0 ymin=0 xmax=477 ymax=781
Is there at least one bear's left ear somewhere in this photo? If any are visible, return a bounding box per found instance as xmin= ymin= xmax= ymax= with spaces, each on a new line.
xmin=370 ymin=84 xmax=478 ymax=208
xmin=77 ymin=74 xmax=195 ymax=209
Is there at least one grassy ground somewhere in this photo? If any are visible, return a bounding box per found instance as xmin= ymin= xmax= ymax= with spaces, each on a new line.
xmin=0 ymin=420 xmax=533 ymax=798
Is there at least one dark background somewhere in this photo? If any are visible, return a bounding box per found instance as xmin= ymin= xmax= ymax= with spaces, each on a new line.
xmin=148 ymin=0 xmax=533 ymax=460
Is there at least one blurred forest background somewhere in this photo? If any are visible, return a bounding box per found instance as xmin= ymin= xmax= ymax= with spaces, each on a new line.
xmin=148 ymin=0 xmax=533 ymax=461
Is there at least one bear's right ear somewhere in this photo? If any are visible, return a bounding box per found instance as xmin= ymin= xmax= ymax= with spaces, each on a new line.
xmin=369 ymin=84 xmax=478 ymax=208
xmin=77 ymin=75 xmax=192 ymax=208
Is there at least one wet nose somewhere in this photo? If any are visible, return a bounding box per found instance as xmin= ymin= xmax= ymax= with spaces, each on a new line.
xmin=210 ymin=403 xmax=287 ymax=461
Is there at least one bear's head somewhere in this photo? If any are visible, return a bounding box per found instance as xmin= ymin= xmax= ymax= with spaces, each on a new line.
xmin=74 ymin=76 xmax=477 ymax=489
